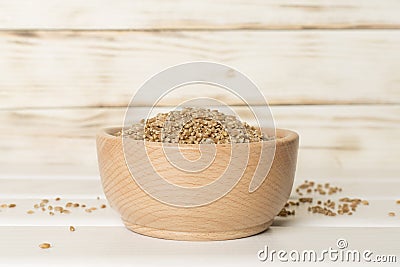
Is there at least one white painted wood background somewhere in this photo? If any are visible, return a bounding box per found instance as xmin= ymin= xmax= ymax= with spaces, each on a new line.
xmin=0 ymin=1 xmax=399 ymax=266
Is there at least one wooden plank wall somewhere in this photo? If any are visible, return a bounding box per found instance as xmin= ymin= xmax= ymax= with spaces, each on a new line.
xmin=0 ymin=1 xmax=399 ymax=179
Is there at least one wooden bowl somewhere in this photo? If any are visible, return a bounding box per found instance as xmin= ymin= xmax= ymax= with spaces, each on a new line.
xmin=96 ymin=127 xmax=299 ymax=241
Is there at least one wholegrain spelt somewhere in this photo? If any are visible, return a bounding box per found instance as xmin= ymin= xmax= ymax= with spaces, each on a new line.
xmin=117 ymin=107 xmax=272 ymax=144
xmin=39 ymin=243 xmax=51 ymax=249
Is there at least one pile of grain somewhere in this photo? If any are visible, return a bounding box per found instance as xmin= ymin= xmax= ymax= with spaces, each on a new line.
xmin=118 ymin=107 xmax=272 ymax=144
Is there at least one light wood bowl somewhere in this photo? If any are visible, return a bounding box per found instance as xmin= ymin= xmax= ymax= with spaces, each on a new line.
xmin=96 ymin=127 xmax=299 ymax=241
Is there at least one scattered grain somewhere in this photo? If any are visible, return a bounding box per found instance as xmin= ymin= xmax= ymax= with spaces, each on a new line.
xmin=308 ymin=205 xmax=336 ymax=216
xmin=361 ymin=200 xmax=369 ymax=206
xmin=8 ymin=204 xmax=16 ymax=208
xmin=296 ymin=180 xmax=342 ymax=197
xmin=277 ymin=208 xmax=295 ymax=217
xmin=324 ymin=200 xmax=335 ymax=209
xmin=54 ymin=206 xmax=63 ymax=212
xmin=27 ymin=210 xmax=34 ymax=214
xmin=39 ymin=243 xmax=51 ymax=249
xmin=388 ymin=212 xmax=396 ymax=217
xmin=69 ymin=226 xmax=75 ymax=232
xmin=299 ymin=197 xmax=313 ymax=203
xmin=294 ymin=180 xmax=369 ymax=217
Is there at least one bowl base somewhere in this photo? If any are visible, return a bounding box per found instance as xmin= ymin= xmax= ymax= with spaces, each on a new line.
xmin=122 ymin=219 xmax=274 ymax=241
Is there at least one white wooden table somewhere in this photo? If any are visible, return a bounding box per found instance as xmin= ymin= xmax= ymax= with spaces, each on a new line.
xmin=1 ymin=176 xmax=399 ymax=266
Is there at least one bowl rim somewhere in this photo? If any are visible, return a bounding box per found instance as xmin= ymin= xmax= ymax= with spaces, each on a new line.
xmin=97 ymin=127 xmax=298 ymax=148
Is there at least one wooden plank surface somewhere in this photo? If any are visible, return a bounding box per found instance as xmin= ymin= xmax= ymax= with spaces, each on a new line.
xmin=0 ymin=178 xmax=399 ymax=266
xmin=0 ymin=105 xmax=398 ymax=178
xmin=0 ymin=226 xmax=398 ymax=266
xmin=0 ymin=0 xmax=400 ymax=30
xmin=1 ymin=30 xmax=400 ymax=109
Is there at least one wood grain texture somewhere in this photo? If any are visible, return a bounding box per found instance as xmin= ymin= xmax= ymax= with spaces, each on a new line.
xmin=0 ymin=0 xmax=400 ymax=30
xmin=96 ymin=127 xmax=299 ymax=240
xmin=1 ymin=30 xmax=400 ymax=109
xmin=0 ymin=105 xmax=398 ymax=178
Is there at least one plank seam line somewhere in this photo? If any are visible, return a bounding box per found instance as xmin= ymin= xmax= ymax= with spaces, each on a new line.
xmin=0 ymin=103 xmax=398 ymax=111
xmin=1 ymin=27 xmax=400 ymax=32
